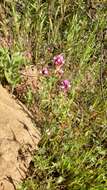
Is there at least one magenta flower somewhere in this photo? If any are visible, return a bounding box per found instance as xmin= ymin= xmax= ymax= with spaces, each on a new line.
xmin=60 ymin=80 xmax=71 ymax=91
xmin=53 ymin=54 xmax=64 ymax=66
xmin=40 ymin=68 xmax=49 ymax=76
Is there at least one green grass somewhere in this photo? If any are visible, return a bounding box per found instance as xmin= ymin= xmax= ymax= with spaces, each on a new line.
xmin=0 ymin=0 xmax=107 ymax=189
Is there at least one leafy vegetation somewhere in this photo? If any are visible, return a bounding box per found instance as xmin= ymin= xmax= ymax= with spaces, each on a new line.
xmin=0 ymin=0 xmax=107 ymax=189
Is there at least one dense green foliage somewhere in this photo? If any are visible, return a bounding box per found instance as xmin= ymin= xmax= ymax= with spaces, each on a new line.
xmin=0 ymin=0 xmax=107 ymax=189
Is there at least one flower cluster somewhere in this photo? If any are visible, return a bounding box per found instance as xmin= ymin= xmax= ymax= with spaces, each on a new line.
xmin=60 ymin=80 xmax=71 ymax=91
xmin=40 ymin=68 xmax=49 ymax=76
xmin=40 ymin=53 xmax=71 ymax=92
xmin=53 ymin=54 xmax=64 ymax=66
xmin=53 ymin=54 xmax=70 ymax=91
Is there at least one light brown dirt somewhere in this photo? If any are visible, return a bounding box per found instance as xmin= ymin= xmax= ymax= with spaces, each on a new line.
xmin=0 ymin=85 xmax=40 ymax=190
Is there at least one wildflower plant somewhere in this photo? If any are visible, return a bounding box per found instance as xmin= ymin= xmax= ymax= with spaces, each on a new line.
xmin=0 ymin=0 xmax=107 ymax=190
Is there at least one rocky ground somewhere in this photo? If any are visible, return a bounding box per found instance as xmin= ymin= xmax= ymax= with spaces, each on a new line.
xmin=0 ymin=85 xmax=40 ymax=190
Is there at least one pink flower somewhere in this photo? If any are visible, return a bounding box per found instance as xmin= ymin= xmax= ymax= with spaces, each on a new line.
xmin=40 ymin=68 xmax=49 ymax=76
xmin=60 ymin=80 xmax=71 ymax=91
xmin=53 ymin=54 xmax=64 ymax=66
xmin=47 ymin=47 xmax=51 ymax=52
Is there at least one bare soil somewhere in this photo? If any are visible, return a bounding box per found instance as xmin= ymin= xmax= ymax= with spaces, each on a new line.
xmin=0 ymin=85 xmax=40 ymax=190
